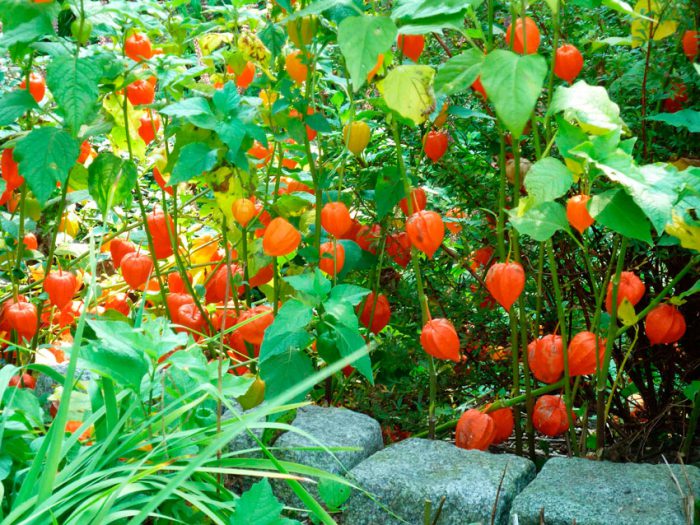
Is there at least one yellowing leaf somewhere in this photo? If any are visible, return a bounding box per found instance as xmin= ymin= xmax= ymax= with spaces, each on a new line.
xmin=379 ymin=65 xmax=436 ymax=126
xmin=617 ymin=298 xmax=638 ymax=326
xmin=237 ymin=31 xmax=270 ymax=65
xmin=665 ymin=212 xmax=700 ymax=252
xmin=198 ymin=33 xmax=234 ymax=56
xmin=564 ymin=157 xmax=583 ymax=181
xmin=103 ymin=94 xmax=146 ymax=159
xmin=630 ymin=0 xmax=678 ymax=47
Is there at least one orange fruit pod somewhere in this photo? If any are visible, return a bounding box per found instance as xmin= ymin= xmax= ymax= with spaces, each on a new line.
xmin=125 ymin=32 xmax=153 ymax=62
xmin=605 ymin=271 xmax=645 ymax=314
xmin=120 ymin=252 xmax=154 ymax=290
xmin=20 ymin=72 xmax=46 ymax=103
xmin=138 ymin=111 xmax=161 ymax=144
xmin=318 ymin=241 xmax=345 ymax=276
xmin=237 ymin=305 xmax=274 ymax=345
xmin=262 ymin=217 xmax=301 ymax=257
xmin=3 ymin=301 xmax=37 ymax=343
xmin=286 ymin=50 xmax=309 ymax=84
xmin=528 ymin=334 xmax=564 ymax=384
xmin=532 ymin=395 xmax=571 ymax=437
xmin=554 ymin=44 xmax=584 ymax=84
xmin=357 ymin=292 xmax=391 ymax=334
xmin=397 ymin=34 xmax=425 ymax=61
xmin=406 ymin=210 xmax=444 ymax=259
xmin=682 ymin=30 xmax=699 ymax=61
xmin=455 ymin=409 xmax=495 ymax=450
xmin=321 ymin=201 xmax=352 ymax=238
xmin=110 ymin=238 xmax=136 ymax=269
xmin=505 ymin=16 xmax=540 ymax=54
xmin=423 ymin=131 xmax=448 ymax=162
xmin=43 ymin=270 xmax=78 ymax=309
xmin=484 ymin=405 xmax=514 ymax=445
xmin=231 ymin=61 xmax=256 ymax=89
xmin=485 ymin=262 xmax=525 ymax=312
xmin=399 ymin=187 xmax=427 ymax=216
xmin=1 ymin=148 xmax=24 ymax=191
xmin=232 ymin=198 xmax=257 ymax=227
xmin=420 ymin=318 xmax=460 ymax=362
xmin=567 ymin=331 xmax=606 ymax=376
xmin=205 ymin=264 xmax=245 ymax=304
xmin=566 ymin=194 xmax=594 ymax=234
xmin=126 ymin=79 xmax=155 ymax=106
xmin=645 ymin=303 xmax=686 ymax=345
xmin=146 ymin=209 xmax=175 ymax=259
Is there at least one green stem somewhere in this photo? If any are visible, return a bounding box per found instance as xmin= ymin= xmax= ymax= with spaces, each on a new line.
xmin=595 ymin=236 xmax=628 ymax=453
xmin=392 ymin=121 xmax=434 ymax=438
xmin=414 ymin=379 xmax=566 ymax=438
xmin=544 ymin=0 xmax=562 ymax=141
xmin=547 ymin=239 xmax=576 ymax=455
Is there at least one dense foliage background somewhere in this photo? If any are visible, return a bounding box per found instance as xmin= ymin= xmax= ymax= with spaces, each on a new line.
xmin=0 ymin=0 xmax=698 ymax=522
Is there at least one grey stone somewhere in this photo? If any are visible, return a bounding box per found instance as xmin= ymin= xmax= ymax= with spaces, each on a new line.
xmin=34 ymin=364 xmax=97 ymax=401
xmin=343 ymin=437 xmax=536 ymax=525
xmin=509 ymin=456 xmax=700 ymax=525
xmin=223 ymin=401 xmax=265 ymax=455
xmin=274 ymin=405 xmax=383 ymax=504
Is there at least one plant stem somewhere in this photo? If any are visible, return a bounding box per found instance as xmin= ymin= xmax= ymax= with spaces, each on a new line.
xmin=595 ymin=236 xmax=628 ymax=453
xmin=546 ymin=239 xmax=576 ymax=455
xmin=391 ymin=121 xmax=435 ymax=437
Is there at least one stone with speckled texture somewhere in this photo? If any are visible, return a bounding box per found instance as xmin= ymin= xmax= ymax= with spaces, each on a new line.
xmin=273 ymin=404 xmax=383 ymax=504
xmin=33 ymin=364 xmax=97 ymax=403
xmin=342 ymin=437 xmax=535 ymax=525
xmin=509 ymin=456 xmax=700 ymax=525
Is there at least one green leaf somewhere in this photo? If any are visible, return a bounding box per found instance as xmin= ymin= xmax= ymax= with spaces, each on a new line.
xmin=81 ymin=319 xmax=150 ymax=389
xmin=318 ymin=479 xmax=352 ymax=509
xmin=549 ymin=80 xmax=625 ymax=135
xmin=555 ymin=115 xmax=589 ymax=160
xmin=13 ymin=127 xmax=80 ymax=205
xmin=327 ymin=318 xmax=373 ymax=384
xmin=397 ymin=12 xmax=467 ymax=34
xmin=212 ymin=82 xmax=241 ymax=117
xmin=508 ymin=201 xmax=570 ymax=241
xmin=646 ymin=110 xmax=700 ymax=133
xmin=329 ymin=284 xmax=370 ymax=306
xmin=284 ymin=269 xmax=332 ymax=305
xmin=392 ymin=0 xmax=477 ymax=20
xmin=216 ymin=120 xmax=246 ymax=155
xmin=524 ymin=158 xmax=573 ymax=204
xmin=374 ymin=165 xmax=404 ymax=219
xmin=88 ymin=153 xmax=136 ymax=216
xmin=338 ymin=15 xmax=397 ymax=92
xmin=259 ymin=300 xmax=314 ymax=363
xmin=576 ymin=148 xmax=681 ymax=235
xmin=480 ymin=50 xmax=547 ymax=139
xmin=260 ymin=348 xmax=315 ymax=404
xmin=589 ymin=188 xmax=652 ymax=244
xmin=170 ymin=142 xmax=219 ymax=185
xmin=381 ymin=65 xmax=436 ymax=126
xmin=0 ymin=15 xmax=55 ymax=48
xmin=259 ymin=23 xmax=286 ymax=60
xmin=3 ymin=388 xmax=44 ymax=429
xmin=0 ymin=90 xmax=38 ymax=126
xmin=306 ymin=112 xmax=333 ymax=133
xmin=232 ymin=479 xmax=302 ymax=525
xmin=161 ymin=98 xmax=217 ymax=130
xmin=434 ymin=48 xmax=484 ymax=96
xmin=47 ymin=55 xmax=103 ymax=132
